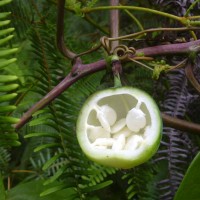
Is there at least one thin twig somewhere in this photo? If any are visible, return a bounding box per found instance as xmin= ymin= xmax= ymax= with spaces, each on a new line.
xmin=166 ymin=58 xmax=188 ymax=72
xmin=108 ymin=27 xmax=200 ymax=41
xmin=120 ymin=3 xmax=144 ymax=32
xmin=84 ymin=14 xmax=109 ymax=35
xmin=7 ymin=177 xmax=11 ymax=190
xmin=162 ymin=113 xmax=200 ymax=134
xmin=57 ymin=0 xmax=76 ymax=59
xmin=83 ymin=5 xmax=181 ymax=22
xmin=185 ymin=60 xmax=200 ymax=93
xmin=129 ymin=58 xmax=153 ymax=71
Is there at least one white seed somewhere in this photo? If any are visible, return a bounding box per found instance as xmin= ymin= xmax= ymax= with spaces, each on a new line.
xmin=124 ymin=135 xmax=144 ymax=151
xmin=112 ymin=127 xmax=132 ymax=139
xmin=100 ymin=105 xmax=117 ymax=126
xmin=112 ymin=134 xmax=125 ymax=151
xmin=92 ymin=138 xmax=115 ymax=147
xmin=95 ymin=105 xmax=117 ymax=132
xmin=87 ymin=125 xmax=110 ymax=143
xmin=111 ymin=118 xmax=126 ymax=133
xmin=97 ymin=111 xmax=111 ymax=132
xmin=126 ymin=108 xmax=146 ymax=132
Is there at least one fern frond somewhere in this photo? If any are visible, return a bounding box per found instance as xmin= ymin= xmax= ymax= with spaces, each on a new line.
xmin=0 ymin=147 xmax=11 ymax=172
xmin=155 ymin=68 xmax=199 ymax=199
xmin=24 ymin=67 xmax=115 ymax=198
xmin=121 ymin=161 xmax=158 ymax=200
xmin=0 ymin=0 xmax=20 ymax=148
xmin=3 ymin=0 xmax=32 ymax=40
xmin=86 ymin=0 xmax=100 ymax=8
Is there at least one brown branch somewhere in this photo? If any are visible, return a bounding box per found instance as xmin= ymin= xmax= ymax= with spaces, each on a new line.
xmin=15 ymin=58 xmax=106 ymax=130
xmin=162 ymin=113 xmax=200 ymax=134
xmin=110 ymin=0 xmax=122 ymax=78
xmin=185 ymin=60 xmax=200 ymax=93
xmin=135 ymin=39 xmax=200 ymax=57
xmin=110 ymin=0 xmax=119 ymax=50
xmin=15 ymin=40 xmax=200 ymax=130
xmin=57 ymin=0 xmax=76 ymax=59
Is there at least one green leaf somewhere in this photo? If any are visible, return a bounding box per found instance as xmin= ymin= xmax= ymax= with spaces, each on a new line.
xmin=6 ymin=180 xmax=78 ymax=200
xmin=0 ymin=12 xmax=11 ymax=19
xmin=24 ymin=132 xmax=59 ymax=139
xmin=43 ymin=165 xmax=67 ymax=185
xmin=0 ymin=133 xmax=19 ymax=140
xmin=34 ymin=143 xmax=61 ymax=152
xmin=42 ymin=153 xmax=65 ymax=170
xmin=40 ymin=184 xmax=77 ymax=198
xmin=0 ymin=93 xmax=17 ymax=102
xmin=127 ymin=191 xmax=137 ymax=200
xmin=0 ymin=20 xmax=10 ymax=27
xmin=0 ymin=28 xmax=14 ymax=37
xmin=0 ymin=105 xmax=16 ymax=113
xmin=66 ymin=0 xmax=82 ymax=16
xmin=0 ymin=116 xmax=19 ymax=124
xmin=0 ymin=75 xmax=18 ymax=83
xmin=0 ymin=173 xmax=6 ymax=200
xmin=0 ymin=35 xmax=14 ymax=46
xmin=0 ymin=48 xmax=18 ymax=57
xmin=0 ymin=140 xmax=21 ymax=147
xmin=0 ymin=0 xmax=12 ymax=7
xmin=174 ymin=152 xmax=200 ymax=200
xmin=0 ymin=58 xmax=16 ymax=69
xmin=29 ymin=114 xmax=54 ymax=126
xmin=0 ymin=84 xmax=19 ymax=92
xmin=81 ymin=180 xmax=113 ymax=193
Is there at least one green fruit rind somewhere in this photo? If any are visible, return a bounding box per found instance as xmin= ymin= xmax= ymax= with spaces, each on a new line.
xmin=76 ymin=87 xmax=162 ymax=169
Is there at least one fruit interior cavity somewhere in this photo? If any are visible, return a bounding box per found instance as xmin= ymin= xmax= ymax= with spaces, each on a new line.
xmin=87 ymin=94 xmax=151 ymax=151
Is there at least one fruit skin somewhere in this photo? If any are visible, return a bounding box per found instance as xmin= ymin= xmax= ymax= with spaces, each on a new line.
xmin=76 ymin=87 xmax=162 ymax=169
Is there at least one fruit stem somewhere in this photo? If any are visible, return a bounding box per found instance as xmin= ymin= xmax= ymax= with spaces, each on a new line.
xmin=111 ymin=56 xmax=122 ymax=88
xmin=114 ymin=73 xmax=122 ymax=88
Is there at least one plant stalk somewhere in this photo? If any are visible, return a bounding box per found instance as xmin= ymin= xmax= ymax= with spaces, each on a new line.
xmin=83 ymin=6 xmax=181 ymax=22
xmin=15 ymin=40 xmax=200 ymax=130
xmin=135 ymin=39 xmax=200 ymax=57
xmin=162 ymin=113 xmax=200 ymax=134
xmin=110 ymin=0 xmax=119 ymax=50
xmin=57 ymin=0 xmax=76 ymax=59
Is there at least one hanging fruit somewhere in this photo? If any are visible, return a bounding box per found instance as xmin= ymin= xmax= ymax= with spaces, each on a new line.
xmin=76 ymin=86 xmax=162 ymax=169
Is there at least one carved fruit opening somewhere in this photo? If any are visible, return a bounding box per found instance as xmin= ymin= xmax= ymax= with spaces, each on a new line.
xmin=77 ymin=87 xmax=162 ymax=169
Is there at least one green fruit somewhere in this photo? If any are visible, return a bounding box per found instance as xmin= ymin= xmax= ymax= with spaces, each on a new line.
xmin=76 ymin=87 xmax=162 ymax=169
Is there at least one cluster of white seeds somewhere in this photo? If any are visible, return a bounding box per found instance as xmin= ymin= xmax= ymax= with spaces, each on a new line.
xmin=87 ymin=102 xmax=150 ymax=151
